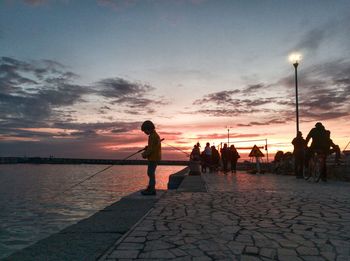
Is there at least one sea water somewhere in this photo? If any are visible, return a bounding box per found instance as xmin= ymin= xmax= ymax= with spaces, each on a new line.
xmin=0 ymin=164 xmax=184 ymax=259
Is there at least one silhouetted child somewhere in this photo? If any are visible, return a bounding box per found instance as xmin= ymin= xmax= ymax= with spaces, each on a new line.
xmin=141 ymin=120 xmax=161 ymax=195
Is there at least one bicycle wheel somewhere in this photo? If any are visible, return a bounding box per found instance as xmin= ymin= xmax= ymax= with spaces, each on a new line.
xmin=313 ymin=157 xmax=322 ymax=182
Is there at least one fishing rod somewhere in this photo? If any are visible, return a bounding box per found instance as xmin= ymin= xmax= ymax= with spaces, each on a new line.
xmin=52 ymin=138 xmax=164 ymax=198
xmin=162 ymin=141 xmax=190 ymax=157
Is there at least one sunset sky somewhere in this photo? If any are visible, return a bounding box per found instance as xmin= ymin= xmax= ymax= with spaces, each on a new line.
xmin=1 ymin=0 xmax=350 ymax=160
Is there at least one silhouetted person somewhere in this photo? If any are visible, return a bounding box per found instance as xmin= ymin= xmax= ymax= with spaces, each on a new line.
xmin=305 ymin=122 xmax=328 ymax=181
xmin=292 ymin=131 xmax=306 ymax=178
xmin=229 ymin=144 xmax=240 ymax=173
xmin=141 ymin=120 xmax=161 ymax=195
xmin=190 ymin=144 xmax=201 ymax=161
xmin=326 ymin=131 xmax=341 ymax=163
xmin=203 ymin=142 xmax=212 ymax=172
xmin=211 ymin=146 xmax=220 ymax=171
xmin=220 ymin=143 xmax=229 ymax=172
xmin=274 ymin=151 xmax=284 ymax=174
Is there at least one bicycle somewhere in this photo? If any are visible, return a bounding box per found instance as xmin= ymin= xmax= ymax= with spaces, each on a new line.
xmin=303 ymin=150 xmax=326 ymax=182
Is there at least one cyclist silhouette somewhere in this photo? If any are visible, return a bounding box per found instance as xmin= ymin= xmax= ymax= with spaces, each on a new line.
xmin=304 ymin=122 xmax=329 ymax=181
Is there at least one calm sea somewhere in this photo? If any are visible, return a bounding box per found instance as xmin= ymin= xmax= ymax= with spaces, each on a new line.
xmin=0 ymin=164 xmax=185 ymax=259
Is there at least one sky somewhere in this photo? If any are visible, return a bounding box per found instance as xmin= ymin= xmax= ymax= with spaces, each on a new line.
xmin=1 ymin=0 xmax=350 ymax=160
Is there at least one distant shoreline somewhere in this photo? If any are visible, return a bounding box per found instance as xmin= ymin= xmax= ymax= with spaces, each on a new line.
xmin=0 ymin=157 xmax=188 ymax=166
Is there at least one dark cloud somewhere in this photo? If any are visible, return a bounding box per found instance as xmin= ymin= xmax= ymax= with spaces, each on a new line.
xmin=241 ymin=84 xmax=266 ymax=94
xmin=54 ymin=121 xmax=141 ymax=133
xmin=237 ymin=119 xmax=287 ymax=127
xmin=70 ymin=129 xmax=97 ymax=138
xmin=94 ymin=77 xmax=168 ymax=112
xmin=96 ymin=77 xmax=153 ymax=98
xmin=191 ymin=87 xmax=276 ymax=117
xmin=193 ymin=108 xmax=261 ymax=117
xmin=0 ymin=56 xmax=89 ymax=128
xmin=193 ymin=90 xmax=240 ymax=106
xmin=295 ymin=60 xmax=350 ymax=121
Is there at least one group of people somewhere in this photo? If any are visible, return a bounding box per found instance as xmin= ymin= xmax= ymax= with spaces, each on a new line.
xmin=139 ymin=120 xmax=341 ymax=197
xmin=190 ymin=142 xmax=240 ymax=173
xmin=139 ymin=119 xmax=242 ymax=196
xmin=292 ymin=122 xmax=340 ymax=181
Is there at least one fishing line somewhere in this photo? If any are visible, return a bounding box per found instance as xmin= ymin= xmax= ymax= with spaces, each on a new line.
xmin=52 ymin=139 xmax=164 ymax=198
xmin=162 ymin=141 xmax=190 ymax=157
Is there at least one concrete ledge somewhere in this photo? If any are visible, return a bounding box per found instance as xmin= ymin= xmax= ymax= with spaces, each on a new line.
xmin=167 ymin=167 xmax=189 ymax=189
xmin=177 ymin=175 xmax=207 ymax=192
xmin=3 ymin=192 xmax=160 ymax=261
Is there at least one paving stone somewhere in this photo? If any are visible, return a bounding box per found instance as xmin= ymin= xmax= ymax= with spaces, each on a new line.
xmin=321 ymin=249 xmax=336 ymax=260
xmin=109 ymin=250 xmax=139 ymax=259
xmin=244 ymin=246 xmax=259 ymax=255
xmin=296 ymin=246 xmax=319 ymax=256
xmin=302 ymin=256 xmax=326 ymax=261
xmin=337 ymin=255 xmax=350 ymax=261
xmin=192 ymin=256 xmax=213 ymax=261
xmin=278 ymin=248 xmax=298 ymax=256
xmin=259 ymin=248 xmax=277 ymax=259
xmin=117 ymin=243 xmax=144 ymax=250
xmin=240 ymin=255 xmax=261 ymax=261
xmin=185 ymin=248 xmax=205 ymax=257
xmin=138 ymin=249 xmax=176 ymax=259
xmin=123 ymin=237 xmax=146 ymax=243
xmin=169 ymin=248 xmax=187 ymax=257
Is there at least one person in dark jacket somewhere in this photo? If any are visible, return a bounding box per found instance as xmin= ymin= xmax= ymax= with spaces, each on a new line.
xmin=211 ymin=146 xmax=220 ymax=171
xmin=292 ymin=131 xmax=306 ymax=178
xmin=305 ymin=122 xmax=328 ymax=181
xmin=229 ymin=145 xmax=240 ymax=173
xmin=220 ymin=143 xmax=229 ymax=173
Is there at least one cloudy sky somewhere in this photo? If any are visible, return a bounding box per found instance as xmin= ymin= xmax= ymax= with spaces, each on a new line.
xmin=1 ymin=0 xmax=349 ymax=160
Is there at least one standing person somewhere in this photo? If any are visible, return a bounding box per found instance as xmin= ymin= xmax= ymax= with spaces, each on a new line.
xmin=190 ymin=144 xmax=201 ymax=161
xmin=229 ymin=145 xmax=240 ymax=173
xmin=292 ymin=131 xmax=306 ymax=179
xmin=220 ymin=143 xmax=229 ymax=172
xmin=211 ymin=146 xmax=220 ymax=171
xmin=326 ymin=131 xmax=341 ymax=163
xmin=204 ymin=142 xmax=212 ymax=172
xmin=141 ymin=120 xmax=161 ymax=195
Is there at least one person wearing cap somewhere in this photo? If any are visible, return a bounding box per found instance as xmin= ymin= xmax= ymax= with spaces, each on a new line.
xmin=141 ymin=120 xmax=161 ymax=195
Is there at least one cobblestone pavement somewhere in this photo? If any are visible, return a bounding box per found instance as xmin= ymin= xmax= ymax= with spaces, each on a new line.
xmin=101 ymin=171 xmax=350 ymax=260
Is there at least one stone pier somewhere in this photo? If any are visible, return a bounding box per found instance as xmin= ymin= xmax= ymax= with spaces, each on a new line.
xmin=100 ymin=171 xmax=350 ymax=261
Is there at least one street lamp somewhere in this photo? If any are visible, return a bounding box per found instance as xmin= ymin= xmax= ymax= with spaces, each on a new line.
xmin=289 ymin=53 xmax=302 ymax=134
xmin=226 ymin=126 xmax=231 ymax=145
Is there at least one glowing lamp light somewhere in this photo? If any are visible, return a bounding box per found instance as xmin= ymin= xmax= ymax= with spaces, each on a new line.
xmin=288 ymin=53 xmax=302 ymax=65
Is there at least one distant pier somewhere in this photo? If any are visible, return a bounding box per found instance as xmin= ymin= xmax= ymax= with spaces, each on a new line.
xmin=0 ymin=156 xmax=189 ymax=166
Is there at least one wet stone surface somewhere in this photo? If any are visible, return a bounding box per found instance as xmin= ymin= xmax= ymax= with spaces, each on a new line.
xmin=101 ymin=171 xmax=350 ymax=260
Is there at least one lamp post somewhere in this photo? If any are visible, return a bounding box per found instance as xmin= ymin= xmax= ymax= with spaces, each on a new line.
xmin=226 ymin=126 xmax=231 ymax=145
xmin=289 ymin=53 xmax=302 ymax=134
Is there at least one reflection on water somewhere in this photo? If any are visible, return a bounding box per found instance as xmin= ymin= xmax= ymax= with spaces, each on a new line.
xmin=0 ymin=164 xmax=184 ymax=259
